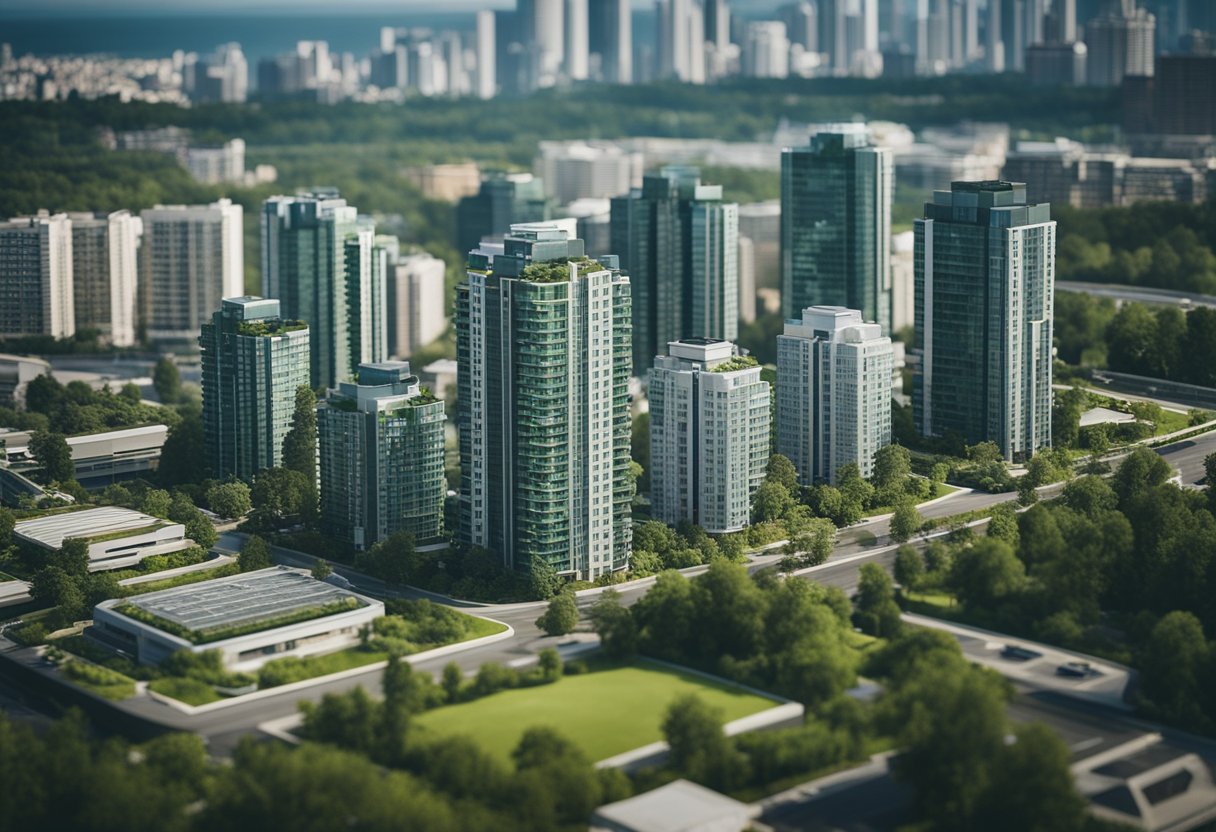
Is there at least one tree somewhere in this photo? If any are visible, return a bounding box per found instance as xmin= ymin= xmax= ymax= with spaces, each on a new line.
xmin=854 ymin=563 xmax=903 ymax=637
xmin=310 ymin=559 xmax=333 ymax=581
xmin=30 ymin=566 xmax=86 ymax=621
xmin=358 ymin=531 xmax=418 ymax=585
xmin=152 ymin=357 xmax=181 ymax=404
xmin=158 ymin=403 xmax=205 ymax=487
xmin=872 ymin=443 xmax=912 ymax=498
xmin=206 ymin=481 xmax=252 ymax=519
xmin=50 ymin=538 xmax=89 ymax=575
xmin=985 ymin=503 xmax=1020 ymax=549
xmin=281 ymin=385 xmax=317 ymax=481
xmin=889 ymin=498 xmax=922 ymax=543
xmin=1015 ymin=504 xmax=1065 ymax=571
xmin=1112 ymin=447 xmax=1172 ymax=507
xmin=138 ymin=488 xmax=173 ymax=518
xmin=893 ymin=545 xmax=924 ymax=590
xmin=441 ymin=661 xmax=464 ymax=703
xmin=765 ymin=453 xmax=800 ymax=491
xmin=168 ymin=492 xmax=218 ymax=549
xmin=970 ymin=723 xmax=1091 ymax=832
xmin=588 ymin=590 xmax=637 ymax=659
xmin=238 ymin=535 xmax=273 ymax=572
xmin=29 ymin=430 xmax=74 ymax=484
xmin=0 ymin=506 xmax=14 ymax=551
xmin=538 ymin=647 xmax=563 ymax=681
xmin=535 ymin=590 xmax=578 ymax=636
xmin=251 ymin=467 xmax=313 ymax=525
xmin=529 ymin=555 xmax=562 ymax=600
xmin=784 ymin=518 xmax=835 ymax=566
xmin=1137 ymin=611 xmax=1212 ymax=728
xmin=949 ymin=539 xmax=1026 ymax=610
xmin=661 ymin=694 xmax=742 ymax=790
xmin=751 ymin=480 xmax=793 ymax=523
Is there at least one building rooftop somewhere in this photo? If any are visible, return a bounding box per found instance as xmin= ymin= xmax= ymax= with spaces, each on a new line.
xmin=119 ymin=566 xmax=368 ymax=638
xmin=14 ymin=506 xmax=166 ymax=549
xmin=592 ymin=779 xmax=752 ymax=832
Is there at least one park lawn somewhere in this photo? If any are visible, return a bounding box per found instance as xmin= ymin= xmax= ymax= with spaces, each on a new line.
xmin=904 ymin=589 xmax=966 ymax=622
xmin=414 ymin=659 xmax=779 ymax=763
xmin=149 ymin=676 xmax=223 ymax=706
xmin=463 ymin=616 xmax=510 ymax=640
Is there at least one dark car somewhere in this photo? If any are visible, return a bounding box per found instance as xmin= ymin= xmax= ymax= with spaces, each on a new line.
xmin=1057 ymin=661 xmax=1098 ymax=678
xmin=1001 ymin=644 xmax=1040 ymax=661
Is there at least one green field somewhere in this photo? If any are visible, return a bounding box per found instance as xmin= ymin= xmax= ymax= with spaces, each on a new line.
xmin=414 ymin=659 xmax=778 ymax=763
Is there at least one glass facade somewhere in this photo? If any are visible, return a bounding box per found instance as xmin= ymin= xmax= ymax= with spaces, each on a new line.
xmin=200 ymin=297 xmax=310 ymax=481
xmin=456 ymin=227 xmax=633 ymax=580
xmin=781 ymin=132 xmax=892 ymax=333
xmin=913 ymin=181 xmax=1055 ymax=461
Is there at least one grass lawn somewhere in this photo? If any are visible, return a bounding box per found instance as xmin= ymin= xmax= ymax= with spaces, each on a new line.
xmin=463 ymin=615 xmax=509 ymax=640
xmin=62 ymin=661 xmax=136 ymax=701
xmin=864 ymin=481 xmax=961 ymax=518
xmin=904 ymin=589 xmax=966 ymax=622
xmin=414 ymin=659 xmax=778 ymax=763
xmin=148 ymin=676 xmax=223 ymax=706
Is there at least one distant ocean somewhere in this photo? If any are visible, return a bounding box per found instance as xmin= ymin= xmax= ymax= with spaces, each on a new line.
xmin=0 ymin=13 xmax=483 ymax=64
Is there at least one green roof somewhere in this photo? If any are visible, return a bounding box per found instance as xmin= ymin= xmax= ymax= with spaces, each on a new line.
xmin=520 ymin=257 xmax=605 ymax=283
xmin=707 ymin=355 xmax=759 ymax=373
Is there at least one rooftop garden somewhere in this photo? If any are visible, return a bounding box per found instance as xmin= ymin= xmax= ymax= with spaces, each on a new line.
xmin=80 ymin=521 xmax=171 ymax=546
xmin=236 ymin=319 xmax=308 ymax=338
xmin=112 ymin=596 xmax=362 ymax=645
xmin=707 ymin=355 xmax=759 ymax=373
xmin=520 ymin=257 xmax=604 ymax=284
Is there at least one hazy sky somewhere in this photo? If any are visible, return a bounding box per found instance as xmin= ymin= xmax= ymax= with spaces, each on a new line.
xmin=0 ymin=0 xmax=512 ymax=15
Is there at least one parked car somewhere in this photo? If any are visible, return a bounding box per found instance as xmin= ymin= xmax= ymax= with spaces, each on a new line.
xmin=1001 ymin=644 xmax=1040 ymax=662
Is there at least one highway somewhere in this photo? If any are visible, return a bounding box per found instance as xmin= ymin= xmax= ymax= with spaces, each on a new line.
xmin=1057 ymin=280 xmax=1216 ymax=310
xmin=1 ymin=429 xmax=1214 ymax=756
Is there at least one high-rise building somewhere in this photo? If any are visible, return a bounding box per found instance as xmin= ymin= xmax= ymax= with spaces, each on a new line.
xmin=591 ymin=0 xmax=632 ymax=83
xmin=610 ymin=165 xmax=738 ymax=375
xmin=0 ymin=213 xmax=74 ymax=340
xmin=781 ymin=129 xmax=893 ymax=333
xmin=199 ymin=297 xmax=310 ymax=480
xmin=185 ymin=138 xmax=246 ymax=185
xmin=455 ymin=225 xmax=633 ymax=580
xmin=744 ymin=21 xmax=792 ymax=77
xmin=657 ymin=0 xmax=706 ymax=82
xmin=387 ymin=251 xmax=448 ymax=358
xmin=649 ymin=339 xmax=770 ymax=534
xmin=1086 ymin=0 xmax=1155 ymax=86
xmin=564 ymin=0 xmax=590 ymax=79
xmin=913 ymin=181 xmax=1054 ymax=461
xmin=777 ymin=305 xmax=893 ymax=485
xmin=69 ymin=210 xmax=140 ymax=347
xmin=455 ymin=173 xmax=552 ymax=255
xmin=476 ymin=10 xmax=497 ymax=98
xmin=140 ymin=200 xmax=243 ymax=344
xmin=261 ymin=192 xmax=384 ymax=389
xmin=318 ymin=361 xmax=445 ymax=550
xmin=534 ymin=141 xmax=643 ymax=204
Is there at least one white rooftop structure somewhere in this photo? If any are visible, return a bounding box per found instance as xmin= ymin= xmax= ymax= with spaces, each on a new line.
xmin=591 ymin=779 xmax=754 ymax=832
xmin=13 ymin=505 xmax=189 ymax=572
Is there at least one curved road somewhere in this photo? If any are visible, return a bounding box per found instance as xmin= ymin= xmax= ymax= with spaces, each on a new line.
xmin=2 ymin=431 xmax=1214 ymax=755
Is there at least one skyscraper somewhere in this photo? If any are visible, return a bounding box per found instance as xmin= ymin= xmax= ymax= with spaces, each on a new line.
xmin=0 ymin=213 xmax=74 ymax=340
xmin=261 ymin=192 xmax=384 ymax=389
xmin=476 ymin=10 xmax=497 ymax=98
xmin=455 ymin=173 xmax=552 ymax=256
xmin=781 ymin=129 xmax=892 ymax=333
xmin=387 ymin=251 xmax=447 ymax=358
xmin=913 ymin=181 xmax=1055 ymax=461
xmin=456 ymin=225 xmax=633 ymax=580
xmin=318 ymin=361 xmax=446 ymax=550
xmin=1086 ymin=0 xmax=1155 ymax=87
xmin=610 ymin=165 xmax=738 ymax=375
xmin=777 ymin=306 xmax=893 ymax=485
xmin=649 ymin=339 xmax=770 ymax=534
xmin=69 ymin=210 xmax=140 ymax=348
xmin=591 ymin=0 xmax=632 ymax=83
xmin=139 ymin=200 xmax=243 ymax=344
xmin=200 ymin=297 xmax=310 ymax=480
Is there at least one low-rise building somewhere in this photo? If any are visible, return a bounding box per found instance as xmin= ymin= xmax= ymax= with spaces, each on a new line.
xmin=13 ymin=505 xmax=189 ymax=572
xmin=0 ymin=354 xmax=51 ymax=407
xmin=90 ymin=566 xmax=384 ymax=670
xmin=592 ymin=779 xmax=755 ymax=832
xmin=0 ymin=424 xmax=169 ymax=488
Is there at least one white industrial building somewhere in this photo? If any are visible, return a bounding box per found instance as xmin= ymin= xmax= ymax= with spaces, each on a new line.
xmin=13 ymin=505 xmax=190 ymax=572
xmin=91 ymin=566 xmax=384 ymax=670
xmin=777 ymin=306 xmax=893 ymax=485
xmin=649 ymin=339 xmax=770 ymax=534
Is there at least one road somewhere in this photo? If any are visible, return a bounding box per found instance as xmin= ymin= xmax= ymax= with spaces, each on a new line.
xmin=2 ymin=430 xmax=1214 ymax=755
xmin=1057 ymin=280 xmax=1216 ymax=310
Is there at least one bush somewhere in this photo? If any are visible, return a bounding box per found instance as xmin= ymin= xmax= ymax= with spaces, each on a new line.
xmin=471 ymin=662 xmax=519 ymax=698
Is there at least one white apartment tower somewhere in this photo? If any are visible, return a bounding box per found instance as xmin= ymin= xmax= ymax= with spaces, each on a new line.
xmin=649 ymin=339 xmax=770 ymax=534
xmin=140 ymin=199 xmax=243 ymax=343
xmin=0 ymin=213 xmax=74 ymax=340
xmin=777 ymin=306 xmax=893 ymax=485
xmin=388 ymin=251 xmax=447 ymax=358
xmin=70 ymin=210 xmax=140 ymax=347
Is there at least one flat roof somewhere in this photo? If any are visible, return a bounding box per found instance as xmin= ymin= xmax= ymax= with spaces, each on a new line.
xmin=593 ymin=779 xmax=750 ymax=832
xmin=14 ymin=506 xmax=165 ymax=549
xmin=123 ymin=566 xmax=367 ymax=635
